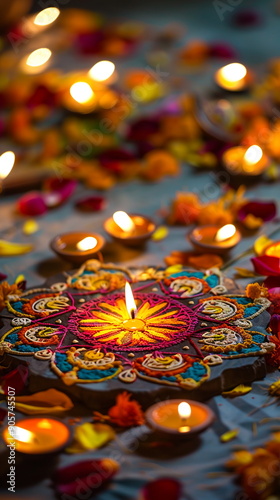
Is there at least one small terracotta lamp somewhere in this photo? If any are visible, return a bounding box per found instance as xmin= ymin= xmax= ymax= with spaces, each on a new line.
xmin=50 ymin=232 xmax=105 ymax=265
xmin=104 ymin=211 xmax=156 ymax=247
xmin=215 ymin=62 xmax=253 ymax=92
xmin=145 ymin=399 xmax=215 ymax=439
xmin=189 ymin=224 xmax=241 ymax=254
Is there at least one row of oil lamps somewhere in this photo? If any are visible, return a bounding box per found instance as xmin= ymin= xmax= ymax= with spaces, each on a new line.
xmin=2 ymin=399 xmax=214 ymax=455
xmin=50 ymin=212 xmax=242 ymax=265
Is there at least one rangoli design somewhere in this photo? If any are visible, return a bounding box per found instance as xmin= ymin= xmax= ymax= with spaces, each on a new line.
xmin=0 ymin=261 xmax=275 ymax=392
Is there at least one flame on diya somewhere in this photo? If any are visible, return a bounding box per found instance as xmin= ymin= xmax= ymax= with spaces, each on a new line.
xmin=69 ymin=284 xmax=197 ymax=351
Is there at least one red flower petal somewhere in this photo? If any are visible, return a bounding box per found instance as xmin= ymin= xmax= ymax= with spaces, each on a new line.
xmin=209 ymin=43 xmax=236 ymax=59
xmin=251 ymin=255 xmax=280 ymax=276
xmin=264 ymin=276 xmax=280 ymax=291
xmin=53 ymin=459 xmax=119 ymax=499
xmin=269 ymin=314 xmax=280 ymax=335
xmin=141 ymin=478 xmax=182 ymax=500
xmin=17 ymin=192 xmax=47 ymax=216
xmin=1 ymin=365 xmax=29 ymax=395
xmin=232 ymin=10 xmax=263 ymax=27
xmin=0 ymin=273 xmax=7 ymax=281
xmin=127 ymin=117 xmax=161 ymax=143
xmin=75 ymin=196 xmax=106 ymax=212
xmin=238 ymin=201 xmax=277 ymax=222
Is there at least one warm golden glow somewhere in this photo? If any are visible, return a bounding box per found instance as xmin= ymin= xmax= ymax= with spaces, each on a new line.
xmin=215 ymin=224 xmax=236 ymax=242
xmin=178 ymin=402 xmax=191 ymax=420
xmin=0 ymin=151 xmax=15 ymax=180
xmin=89 ymin=60 xmax=115 ymax=82
xmin=26 ymin=48 xmax=52 ymax=67
xmin=37 ymin=419 xmax=52 ymax=430
xmin=113 ymin=211 xmax=135 ymax=232
xmin=34 ymin=7 xmax=60 ymax=26
xmin=125 ymin=282 xmax=137 ymax=319
xmin=219 ymin=63 xmax=247 ymax=83
xmin=70 ymin=82 xmax=94 ymax=104
xmin=244 ymin=145 xmax=263 ymax=165
xmin=10 ymin=426 xmax=35 ymax=443
xmin=76 ymin=236 xmax=98 ymax=251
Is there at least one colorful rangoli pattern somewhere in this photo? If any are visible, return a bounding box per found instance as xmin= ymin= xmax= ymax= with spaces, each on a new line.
xmin=0 ymin=261 xmax=274 ymax=390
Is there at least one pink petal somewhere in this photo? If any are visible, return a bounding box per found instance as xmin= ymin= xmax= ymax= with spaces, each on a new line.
xmin=251 ymin=255 xmax=280 ymax=276
xmin=44 ymin=178 xmax=77 ymax=207
xmin=75 ymin=196 xmax=106 ymax=212
xmin=17 ymin=192 xmax=47 ymax=216
xmin=238 ymin=201 xmax=277 ymax=222
xmin=141 ymin=478 xmax=182 ymax=500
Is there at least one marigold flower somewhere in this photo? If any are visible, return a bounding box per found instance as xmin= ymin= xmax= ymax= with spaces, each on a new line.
xmin=108 ymin=392 xmax=145 ymax=427
xmin=0 ymin=282 xmax=22 ymax=311
xmin=141 ymin=150 xmax=180 ymax=181
xmin=168 ymin=192 xmax=201 ymax=225
xmin=245 ymin=283 xmax=268 ymax=300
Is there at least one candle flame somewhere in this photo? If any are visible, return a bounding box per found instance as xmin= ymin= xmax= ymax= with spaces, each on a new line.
xmin=113 ymin=211 xmax=135 ymax=232
xmin=219 ymin=63 xmax=247 ymax=83
xmin=26 ymin=48 xmax=52 ymax=67
xmin=34 ymin=7 xmax=60 ymax=26
xmin=178 ymin=402 xmax=191 ymax=420
xmin=9 ymin=426 xmax=35 ymax=443
xmin=244 ymin=145 xmax=263 ymax=165
xmin=215 ymin=224 xmax=236 ymax=242
xmin=70 ymin=82 xmax=94 ymax=104
xmin=76 ymin=236 xmax=98 ymax=251
xmin=125 ymin=282 xmax=137 ymax=319
xmin=89 ymin=60 xmax=115 ymax=82
xmin=0 ymin=151 xmax=15 ymax=180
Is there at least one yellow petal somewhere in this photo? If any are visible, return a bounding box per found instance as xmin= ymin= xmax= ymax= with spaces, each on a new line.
xmin=22 ymin=219 xmax=39 ymax=235
xmin=254 ymin=235 xmax=273 ymax=256
xmin=66 ymin=423 xmax=115 ymax=454
xmin=14 ymin=388 xmax=73 ymax=415
xmin=152 ymin=226 xmax=169 ymax=241
xmin=222 ymin=385 xmax=252 ymax=397
xmin=234 ymin=268 xmax=258 ymax=278
xmin=0 ymin=240 xmax=33 ymax=256
xmin=165 ymin=264 xmax=183 ymax=275
xmin=15 ymin=274 xmax=25 ymax=284
xmin=220 ymin=429 xmax=239 ymax=442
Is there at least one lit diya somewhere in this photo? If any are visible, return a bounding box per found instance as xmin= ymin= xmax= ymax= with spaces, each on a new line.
xmin=104 ymin=211 xmax=156 ymax=247
xmin=3 ymin=417 xmax=71 ymax=455
xmin=69 ymin=282 xmax=197 ymax=351
xmin=189 ymin=224 xmax=241 ymax=254
xmin=264 ymin=241 xmax=280 ymax=258
xmin=50 ymin=232 xmax=105 ymax=265
xmin=215 ymin=62 xmax=253 ymax=92
xmin=20 ymin=47 xmax=52 ymax=74
xmin=145 ymin=399 xmax=214 ymax=438
xmin=0 ymin=151 xmax=15 ymax=192
xmin=222 ymin=145 xmax=269 ymax=177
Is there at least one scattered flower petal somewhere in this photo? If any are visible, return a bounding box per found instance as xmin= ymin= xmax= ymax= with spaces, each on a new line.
xmin=22 ymin=219 xmax=39 ymax=235
xmin=66 ymin=423 xmax=115 ymax=454
xmin=222 ymin=385 xmax=252 ymax=397
xmin=75 ymin=195 xmax=106 ymax=212
xmin=251 ymin=255 xmax=280 ymax=276
xmin=0 ymin=240 xmax=33 ymax=256
xmin=220 ymin=429 xmax=239 ymax=442
xmin=53 ymin=458 xmax=119 ymax=498
xmin=140 ymin=478 xmax=182 ymax=500
xmin=238 ymin=201 xmax=277 ymax=225
xmin=15 ymin=388 xmax=74 ymax=415
xmin=1 ymin=365 xmax=29 ymax=395
xmin=151 ymin=226 xmax=169 ymax=241
xmin=17 ymin=192 xmax=47 ymax=216
xmin=254 ymin=235 xmax=273 ymax=256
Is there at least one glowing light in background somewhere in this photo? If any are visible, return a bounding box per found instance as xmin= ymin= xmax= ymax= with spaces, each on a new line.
xmin=89 ymin=61 xmax=115 ymax=82
xmin=34 ymin=7 xmax=60 ymax=26
xmin=70 ymin=82 xmax=94 ymax=104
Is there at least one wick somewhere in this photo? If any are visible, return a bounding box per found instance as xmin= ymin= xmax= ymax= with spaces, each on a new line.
xmin=131 ymin=309 xmax=135 ymax=319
